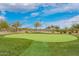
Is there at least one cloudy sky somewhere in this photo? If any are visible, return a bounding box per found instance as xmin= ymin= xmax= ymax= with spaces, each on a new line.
xmin=0 ymin=3 xmax=79 ymax=28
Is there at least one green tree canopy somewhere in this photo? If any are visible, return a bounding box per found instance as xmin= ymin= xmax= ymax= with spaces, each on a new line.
xmin=0 ymin=19 xmax=9 ymax=31
xmin=11 ymin=20 xmax=21 ymax=31
xmin=34 ymin=21 xmax=41 ymax=29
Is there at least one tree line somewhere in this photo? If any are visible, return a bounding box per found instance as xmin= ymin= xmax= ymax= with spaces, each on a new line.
xmin=0 ymin=19 xmax=21 ymax=32
xmin=0 ymin=18 xmax=79 ymax=34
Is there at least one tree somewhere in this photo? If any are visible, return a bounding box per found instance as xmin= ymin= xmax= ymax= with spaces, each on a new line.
xmin=46 ymin=25 xmax=60 ymax=33
xmin=46 ymin=25 xmax=60 ymax=30
xmin=34 ymin=21 xmax=41 ymax=29
xmin=71 ymin=24 xmax=79 ymax=33
xmin=0 ymin=20 xmax=9 ymax=31
xmin=71 ymin=24 xmax=79 ymax=29
xmin=54 ymin=25 xmax=60 ymax=30
xmin=11 ymin=20 xmax=21 ymax=32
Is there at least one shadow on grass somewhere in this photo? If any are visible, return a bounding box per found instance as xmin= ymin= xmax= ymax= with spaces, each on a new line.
xmin=0 ymin=36 xmax=33 ymax=56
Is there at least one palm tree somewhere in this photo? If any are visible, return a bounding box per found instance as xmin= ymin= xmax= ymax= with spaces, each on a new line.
xmin=11 ymin=20 xmax=21 ymax=32
xmin=34 ymin=21 xmax=41 ymax=32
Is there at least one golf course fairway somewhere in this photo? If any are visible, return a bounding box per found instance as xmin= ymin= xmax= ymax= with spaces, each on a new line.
xmin=5 ymin=34 xmax=77 ymax=42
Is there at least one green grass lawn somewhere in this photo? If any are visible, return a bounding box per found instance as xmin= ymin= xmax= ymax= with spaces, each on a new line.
xmin=0 ymin=35 xmax=32 ymax=56
xmin=5 ymin=34 xmax=77 ymax=42
xmin=0 ymin=34 xmax=79 ymax=56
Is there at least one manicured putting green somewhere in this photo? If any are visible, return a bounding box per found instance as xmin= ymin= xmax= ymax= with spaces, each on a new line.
xmin=5 ymin=34 xmax=77 ymax=42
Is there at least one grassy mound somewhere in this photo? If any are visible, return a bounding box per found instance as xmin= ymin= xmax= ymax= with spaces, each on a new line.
xmin=5 ymin=34 xmax=77 ymax=42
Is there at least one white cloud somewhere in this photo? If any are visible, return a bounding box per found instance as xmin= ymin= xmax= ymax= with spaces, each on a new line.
xmin=31 ymin=12 xmax=39 ymax=17
xmin=0 ymin=3 xmax=78 ymax=15
xmin=42 ymin=3 xmax=79 ymax=16
xmin=0 ymin=3 xmax=39 ymax=13
xmin=0 ymin=16 xmax=6 ymax=23
xmin=46 ymin=15 xmax=79 ymax=28
xmin=0 ymin=10 xmax=6 ymax=15
xmin=21 ymin=24 xmax=33 ymax=28
xmin=9 ymin=3 xmax=16 ymax=6
xmin=0 ymin=16 xmax=5 ymax=20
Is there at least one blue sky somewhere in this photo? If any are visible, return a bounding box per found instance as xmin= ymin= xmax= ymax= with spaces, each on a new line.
xmin=0 ymin=3 xmax=79 ymax=28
